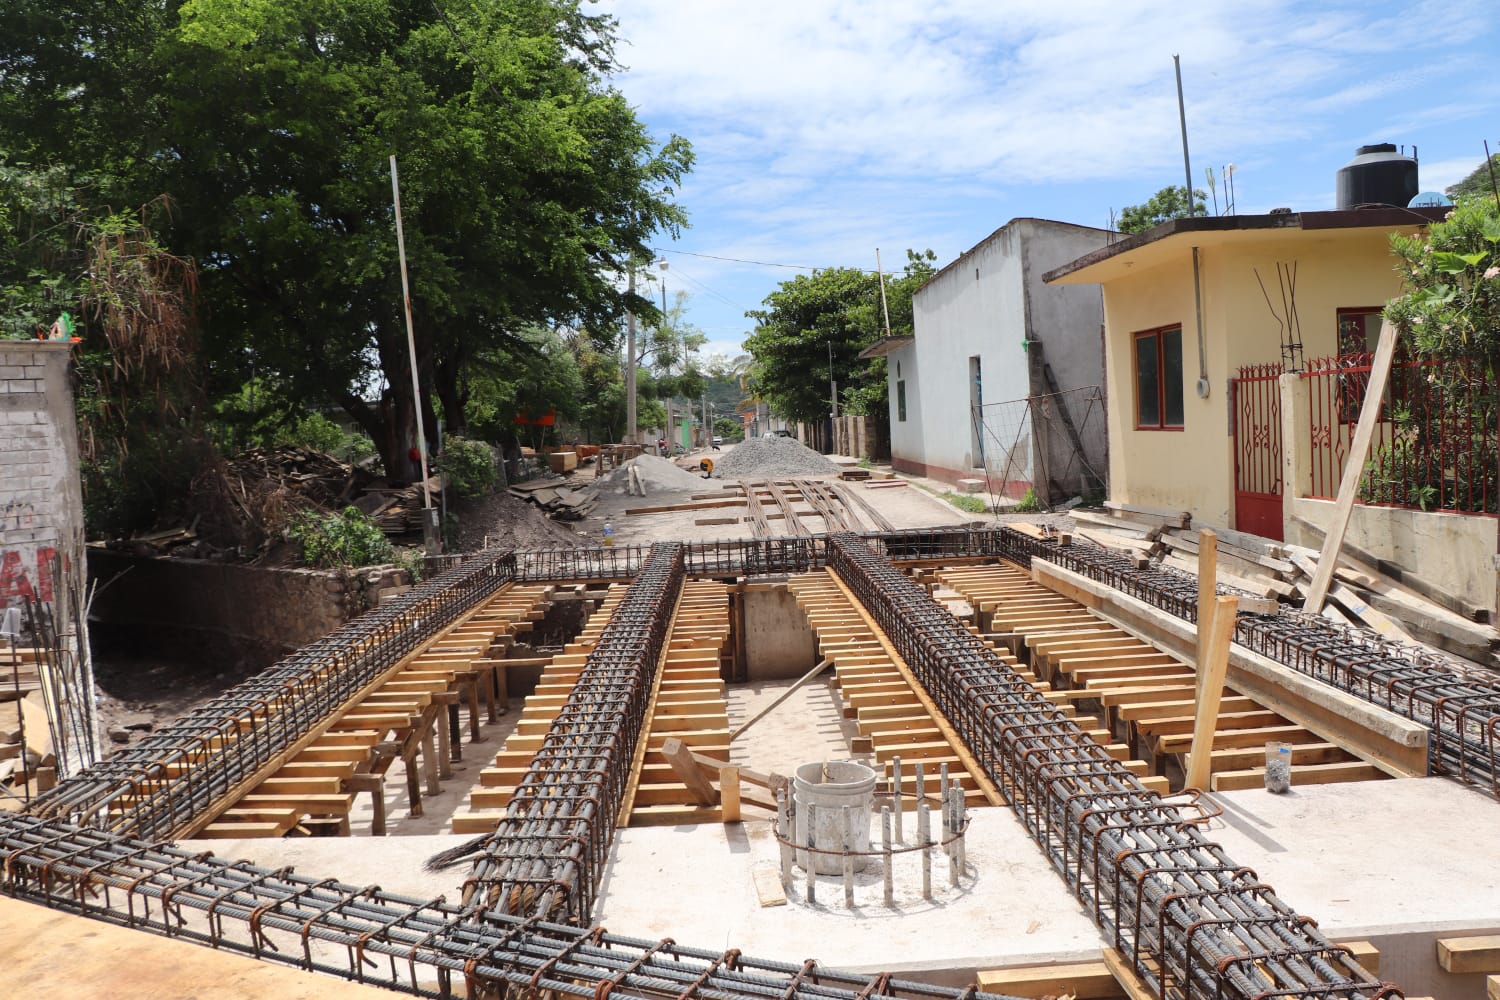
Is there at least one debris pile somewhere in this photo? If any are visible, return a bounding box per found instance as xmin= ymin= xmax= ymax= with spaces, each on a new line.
xmin=605 ymin=455 xmax=705 ymax=494
xmin=508 ymin=478 xmax=600 ymax=520
xmin=708 ymin=436 xmax=840 ymax=480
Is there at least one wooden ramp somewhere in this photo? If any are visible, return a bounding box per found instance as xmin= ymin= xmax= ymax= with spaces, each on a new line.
xmin=935 ymin=563 xmax=1384 ymax=792
xmin=197 ymin=583 xmax=556 ymax=839
xmin=451 ymin=585 xmax=625 ymax=834
xmin=623 ymin=580 xmax=734 ymax=826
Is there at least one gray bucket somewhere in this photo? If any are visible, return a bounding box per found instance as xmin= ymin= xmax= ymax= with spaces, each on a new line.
xmin=793 ymin=760 xmax=876 ymax=875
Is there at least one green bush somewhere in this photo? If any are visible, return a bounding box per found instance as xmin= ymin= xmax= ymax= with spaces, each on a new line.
xmin=1013 ymin=488 xmax=1044 ymax=513
xmin=436 ymin=436 xmax=498 ymax=497
xmin=940 ymin=491 xmax=988 ymax=514
xmin=288 ymin=506 xmax=394 ymax=569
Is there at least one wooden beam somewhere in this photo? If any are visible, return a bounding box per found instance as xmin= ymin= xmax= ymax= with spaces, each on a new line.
xmin=660 ymin=737 xmax=719 ymax=807
xmin=1196 ymin=529 xmax=1217 ymax=677
xmin=976 ymin=960 xmax=1123 ymax=998
xmin=1099 ymin=948 xmax=1156 ymax=1000
xmin=1304 ymin=317 xmax=1400 ymax=613
xmin=719 ymin=766 xmax=741 ymax=822
xmin=1438 ymin=935 xmax=1500 ymax=975
xmin=1186 ymin=594 xmax=1238 ymax=789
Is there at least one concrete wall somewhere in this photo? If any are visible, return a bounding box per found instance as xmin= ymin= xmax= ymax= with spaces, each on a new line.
xmin=742 ymin=585 xmax=818 ymax=681
xmin=895 ymin=220 xmax=1108 ymax=489
xmin=87 ymin=550 xmax=406 ymax=664
xmin=0 ymin=343 xmax=85 ymax=614
xmin=1289 ymin=497 xmax=1498 ymax=610
xmin=1099 ymin=226 xmax=1423 ymax=528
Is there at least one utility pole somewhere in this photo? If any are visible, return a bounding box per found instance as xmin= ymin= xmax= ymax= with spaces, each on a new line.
xmin=1174 ymin=55 xmax=1196 ymax=218
xmin=876 ymin=248 xmax=893 ymax=337
xmin=626 ymin=264 xmax=637 ymax=446
xmin=389 ymin=155 xmax=438 ymax=552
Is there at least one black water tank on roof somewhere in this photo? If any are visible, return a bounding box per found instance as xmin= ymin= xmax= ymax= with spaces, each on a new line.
xmin=1336 ymin=143 xmax=1418 ymax=209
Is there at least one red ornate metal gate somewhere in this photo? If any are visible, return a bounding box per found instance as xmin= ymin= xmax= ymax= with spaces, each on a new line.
xmin=1230 ymin=364 xmax=1284 ymax=540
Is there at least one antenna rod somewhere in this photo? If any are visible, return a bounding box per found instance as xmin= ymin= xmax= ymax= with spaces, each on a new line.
xmin=1174 ymin=55 xmax=1195 ymax=217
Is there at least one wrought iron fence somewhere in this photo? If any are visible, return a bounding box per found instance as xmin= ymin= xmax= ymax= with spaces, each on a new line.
xmin=1304 ymin=352 xmax=1495 ymax=513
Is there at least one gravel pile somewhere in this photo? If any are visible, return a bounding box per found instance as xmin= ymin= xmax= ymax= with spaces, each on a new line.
xmin=606 ymin=454 xmax=705 ymax=493
xmin=710 ymin=436 xmax=840 ymax=479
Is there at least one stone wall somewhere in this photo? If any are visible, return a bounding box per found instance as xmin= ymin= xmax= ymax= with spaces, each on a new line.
xmin=87 ymin=550 xmax=409 ymax=666
xmin=0 ymin=342 xmax=84 ymax=614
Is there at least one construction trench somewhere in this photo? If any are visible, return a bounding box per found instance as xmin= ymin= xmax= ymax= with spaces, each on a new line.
xmin=4 ymin=528 xmax=1500 ymax=999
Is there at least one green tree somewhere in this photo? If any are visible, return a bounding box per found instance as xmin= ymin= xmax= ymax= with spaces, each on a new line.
xmin=1447 ymin=155 xmax=1500 ymax=204
xmin=1117 ymin=186 xmax=1207 ymax=234
xmin=1 ymin=0 xmax=692 ymax=481
xmin=744 ymin=250 xmax=935 ymax=423
xmin=1372 ymin=198 xmax=1500 ymax=510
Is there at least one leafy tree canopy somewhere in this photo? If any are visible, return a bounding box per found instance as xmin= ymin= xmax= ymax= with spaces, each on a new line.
xmin=1117 ymin=185 xmax=1207 ymax=234
xmin=743 ymin=250 xmax=935 ymax=423
xmin=0 ymin=0 xmax=692 ymax=484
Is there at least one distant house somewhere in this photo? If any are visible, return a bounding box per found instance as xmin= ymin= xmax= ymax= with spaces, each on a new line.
xmin=1042 ymin=205 xmax=1496 ymax=605
xmin=866 ymin=218 xmax=1113 ymax=503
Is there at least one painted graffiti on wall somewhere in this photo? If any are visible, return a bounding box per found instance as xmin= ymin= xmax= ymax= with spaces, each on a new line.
xmin=0 ymin=547 xmax=58 ymax=602
xmin=3 ymin=500 xmax=37 ymax=530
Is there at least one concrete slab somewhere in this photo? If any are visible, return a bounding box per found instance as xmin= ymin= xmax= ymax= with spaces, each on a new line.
xmin=0 ymin=895 xmax=398 ymax=999
xmin=176 ymin=833 xmax=473 ymax=902
xmin=1210 ymin=777 xmax=1500 ymax=998
xmin=594 ymin=806 xmax=1105 ymax=983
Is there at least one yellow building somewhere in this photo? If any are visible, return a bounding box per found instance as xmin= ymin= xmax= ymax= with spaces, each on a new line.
xmin=1046 ymin=207 xmax=1443 ymax=532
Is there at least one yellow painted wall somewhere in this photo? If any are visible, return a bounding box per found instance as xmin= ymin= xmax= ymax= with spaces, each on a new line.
xmin=1101 ymin=225 xmax=1423 ymax=529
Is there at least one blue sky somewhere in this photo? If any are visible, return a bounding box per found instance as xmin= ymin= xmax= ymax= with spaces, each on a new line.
xmin=598 ymin=0 xmax=1500 ymax=363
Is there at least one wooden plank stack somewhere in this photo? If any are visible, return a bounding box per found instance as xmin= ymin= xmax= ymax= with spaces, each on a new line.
xmin=935 ymin=561 xmax=1383 ymax=793
xmin=506 ymin=478 xmax=599 ymax=521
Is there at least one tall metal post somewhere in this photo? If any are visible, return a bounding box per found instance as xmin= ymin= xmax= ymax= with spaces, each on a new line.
xmin=389 ymin=155 xmax=437 ymax=552
xmin=1174 ymin=55 xmax=1195 ymax=218
xmin=626 ymin=265 xmax=637 ymax=445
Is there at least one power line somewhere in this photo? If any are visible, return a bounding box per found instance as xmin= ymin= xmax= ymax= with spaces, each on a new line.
xmin=653 ymin=247 xmax=887 ymax=275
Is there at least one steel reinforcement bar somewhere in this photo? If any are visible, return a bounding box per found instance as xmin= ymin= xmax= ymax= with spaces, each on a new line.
xmin=825 ymin=533 xmax=1392 ymax=1000
xmin=25 ymin=548 xmax=518 ymax=840
xmin=464 ymin=542 xmax=685 ymax=925
xmin=0 ymin=813 xmax=1024 ymax=1000
xmin=512 ymin=529 xmax=1010 ymax=585
xmin=996 ymin=527 xmax=1500 ymax=797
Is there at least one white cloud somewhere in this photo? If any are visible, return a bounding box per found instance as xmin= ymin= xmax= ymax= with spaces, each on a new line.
xmin=599 ymin=1 xmax=1500 ymax=348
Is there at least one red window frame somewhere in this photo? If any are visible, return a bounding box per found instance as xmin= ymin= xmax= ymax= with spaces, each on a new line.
xmin=1133 ymin=325 xmax=1184 ymax=430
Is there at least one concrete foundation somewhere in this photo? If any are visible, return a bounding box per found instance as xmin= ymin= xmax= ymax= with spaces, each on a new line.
xmin=743 ymin=584 xmax=819 ymax=681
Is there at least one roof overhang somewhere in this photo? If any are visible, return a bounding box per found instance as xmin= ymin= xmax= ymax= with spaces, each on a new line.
xmin=858 ymin=335 xmax=914 ymax=359
xmin=1043 ymin=207 xmax=1447 ymax=285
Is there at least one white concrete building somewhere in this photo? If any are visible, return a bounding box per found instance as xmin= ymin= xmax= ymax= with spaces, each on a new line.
xmin=870 ymin=218 xmax=1112 ymax=501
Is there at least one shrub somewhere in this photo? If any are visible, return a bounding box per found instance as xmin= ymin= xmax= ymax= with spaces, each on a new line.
xmin=436 ymin=436 xmax=498 ymax=497
xmin=288 ymin=506 xmax=394 ymax=569
xmin=1013 ymin=488 xmax=1044 ymax=513
xmin=940 ymin=491 xmax=988 ymax=514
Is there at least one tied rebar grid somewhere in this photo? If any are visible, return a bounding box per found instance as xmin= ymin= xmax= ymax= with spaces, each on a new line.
xmin=0 ymin=814 xmax=1025 ymax=1000
xmin=995 ymin=526 xmax=1500 ymax=798
xmin=464 ymin=543 xmax=685 ymax=925
xmin=824 ymin=533 xmax=1392 ymax=1000
xmin=24 ymin=548 xmax=518 ymax=841
xmin=512 ymin=531 xmax=1008 ymax=586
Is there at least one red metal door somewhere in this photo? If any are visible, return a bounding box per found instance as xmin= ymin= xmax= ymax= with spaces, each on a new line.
xmin=1230 ymin=365 xmax=1284 ymax=541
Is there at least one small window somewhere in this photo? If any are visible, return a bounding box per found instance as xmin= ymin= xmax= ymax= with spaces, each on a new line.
xmin=1134 ymin=326 xmax=1184 ymax=429
xmin=896 ymin=380 xmax=907 ymax=422
xmin=1336 ymin=307 xmax=1405 ymax=423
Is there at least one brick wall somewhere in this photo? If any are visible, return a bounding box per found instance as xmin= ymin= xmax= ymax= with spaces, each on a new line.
xmin=0 ymin=343 xmax=84 ymax=613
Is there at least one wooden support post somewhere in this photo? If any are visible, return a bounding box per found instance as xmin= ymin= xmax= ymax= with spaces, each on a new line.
xmin=1305 ymin=317 xmax=1400 ymax=613
xmin=404 ymin=752 xmax=422 ymax=817
xmin=421 ymin=726 xmax=440 ymax=796
xmin=1196 ymin=528 xmax=1217 ymax=674
xmin=1185 ymin=594 xmax=1239 ymax=790
xmin=720 ymin=765 xmax=741 ymax=822
xmin=347 ymin=772 xmax=385 ymax=836
xmin=662 ymin=737 xmax=718 ymax=806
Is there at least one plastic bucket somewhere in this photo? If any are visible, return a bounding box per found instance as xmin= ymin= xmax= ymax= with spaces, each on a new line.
xmin=793 ymin=760 xmax=876 ymax=875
